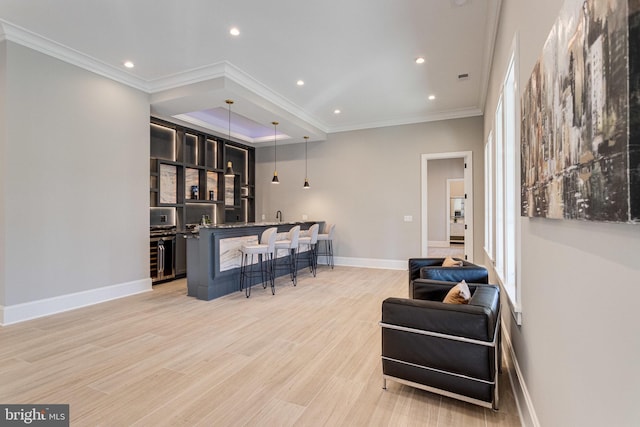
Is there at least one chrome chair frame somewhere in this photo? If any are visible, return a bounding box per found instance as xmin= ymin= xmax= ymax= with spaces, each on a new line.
xmin=380 ymin=313 xmax=500 ymax=410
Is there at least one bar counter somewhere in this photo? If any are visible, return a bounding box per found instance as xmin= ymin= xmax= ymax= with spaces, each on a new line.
xmin=185 ymin=221 xmax=320 ymax=300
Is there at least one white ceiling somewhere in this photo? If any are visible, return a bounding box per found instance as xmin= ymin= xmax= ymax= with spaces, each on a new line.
xmin=0 ymin=0 xmax=501 ymax=145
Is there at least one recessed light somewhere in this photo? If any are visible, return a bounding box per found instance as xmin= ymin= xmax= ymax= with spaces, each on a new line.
xmin=124 ymin=61 xmax=134 ymax=68
xmin=334 ymin=109 xmax=341 ymax=114
xmin=428 ymin=95 xmax=436 ymax=100
xmin=415 ymin=57 xmax=425 ymax=64
xmin=297 ymin=80 xmax=305 ymax=86
xmin=230 ymin=27 xmax=240 ymax=36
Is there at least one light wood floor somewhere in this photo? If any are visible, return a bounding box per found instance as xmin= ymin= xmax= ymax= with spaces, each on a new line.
xmin=0 ymin=266 xmax=521 ymax=426
xmin=427 ymin=244 xmax=465 ymax=259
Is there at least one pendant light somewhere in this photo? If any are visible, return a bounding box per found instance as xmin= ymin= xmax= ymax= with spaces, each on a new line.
xmin=303 ymin=136 xmax=310 ymax=189
xmin=224 ymin=99 xmax=235 ymax=177
xmin=271 ymin=121 xmax=280 ymax=184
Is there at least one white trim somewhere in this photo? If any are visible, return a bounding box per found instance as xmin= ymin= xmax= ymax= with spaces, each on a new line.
xmin=478 ymin=0 xmax=503 ymax=113
xmin=328 ymin=107 xmax=483 ymax=134
xmin=0 ymin=19 xmax=148 ymax=91
xmin=502 ymin=324 xmax=541 ymax=427
xmin=512 ymin=32 xmax=523 ymax=325
xmin=507 ymin=293 xmax=523 ymax=326
xmin=493 ymin=33 xmax=522 ymax=324
xmin=427 ymin=240 xmax=449 ymax=248
xmin=0 ymin=279 xmax=152 ymax=326
xmin=319 ymin=256 xmax=405 ymax=271
xmin=484 ymin=131 xmax=495 ymax=261
xmin=151 ymin=61 xmax=329 ymax=134
xmin=421 ymin=151 xmax=474 ymax=262
xmin=0 ymin=19 xmax=485 ymax=136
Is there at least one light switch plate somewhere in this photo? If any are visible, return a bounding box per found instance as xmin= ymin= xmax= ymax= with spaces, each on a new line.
xmin=403 ymin=215 xmax=413 ymax=222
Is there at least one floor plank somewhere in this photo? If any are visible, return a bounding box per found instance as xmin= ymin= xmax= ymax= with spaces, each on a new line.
xmin=0 ymin=266 xmax=521 ymax=426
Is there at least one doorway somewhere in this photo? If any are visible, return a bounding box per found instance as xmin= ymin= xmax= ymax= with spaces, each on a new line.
xmin=447 ymin=178 xmax=465 ymax=245
xmin=421 ymin=151 xmax=473 ymax=261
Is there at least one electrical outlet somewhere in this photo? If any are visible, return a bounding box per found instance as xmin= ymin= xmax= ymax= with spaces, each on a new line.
xmin=261 ymin=214 xmax=266 ymax=220
xmin=302 ymin=214 xmax=308 ymax=220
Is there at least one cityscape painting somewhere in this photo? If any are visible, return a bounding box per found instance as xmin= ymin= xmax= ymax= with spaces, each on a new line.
xmin=520 ymin=0 xmax=640 ymax=223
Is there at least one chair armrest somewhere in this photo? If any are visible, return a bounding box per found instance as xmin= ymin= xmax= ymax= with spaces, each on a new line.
xmin=410 ymin=278 xmax=465 ymax=300
xmin=419 ymin=265 xmax=488 ymax=284
xmin=408 ymin=258 xmax=447 ymax=282
xmin=411 ymin=278 xmax=492 ymax=300
xmin=382 ymin=290 xmax=499 ymax=342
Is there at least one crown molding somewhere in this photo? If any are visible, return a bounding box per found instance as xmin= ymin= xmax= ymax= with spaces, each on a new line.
xmin=327 ymin=107 xmax=483 ymax=134
xmin=145 ymin=62 xmax=228 ymax=93
xmin=478 ymin=0 xmax=502 ymax=113
xmin=0 ymin=18 xmax=331 ymax=134
xmin=0 ymin=18 xmax=487 ymax=136
xmin=0 ymin=19 xmax=148 ymax=91
xmin=221 ymin=62 xmax=329 ymax=133
xmin=147 ymin=60 xmax=330 ymax=134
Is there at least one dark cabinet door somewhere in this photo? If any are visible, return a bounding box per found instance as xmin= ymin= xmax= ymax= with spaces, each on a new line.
xmin=175 ymin=234 xmax=186 ymax=277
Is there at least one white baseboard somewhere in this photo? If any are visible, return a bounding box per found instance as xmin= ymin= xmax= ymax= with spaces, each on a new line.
xmin=327 ymin=256 xmax=406 ymax=270
xmin=502 ymin=325 xmax=540 ymax=427
xmin=0 ymin=278 xmax=152 ymax=326
xmin=428 ymin=240 xmax=450 ymax=248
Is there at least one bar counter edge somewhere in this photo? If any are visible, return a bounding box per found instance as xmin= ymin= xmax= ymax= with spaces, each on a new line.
xmin=185 ymin=221 xmax=322 ymax=300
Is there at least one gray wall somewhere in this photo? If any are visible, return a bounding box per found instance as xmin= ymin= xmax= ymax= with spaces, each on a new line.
xmin=1 ymin=41 xmax=150 ymax=306
xmin=427 ymin=158 xmax=464 ymax=242
xmin=255 ymin=117 xmax=483 ymax=264
xmin=0 ymin=40 xmax=6 ymax=306
xmin=484 ymin=1 xmax=640 ymax=426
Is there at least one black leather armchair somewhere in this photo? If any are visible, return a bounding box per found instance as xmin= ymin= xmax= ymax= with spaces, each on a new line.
xmin=409 ymin=258 xmax=488 ymax=292
xmin=381 ymin=279 xmax=501 ymax=409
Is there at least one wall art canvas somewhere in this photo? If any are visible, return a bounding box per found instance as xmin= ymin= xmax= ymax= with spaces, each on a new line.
xmin=521 ymin=0 xmax=640 ymax=223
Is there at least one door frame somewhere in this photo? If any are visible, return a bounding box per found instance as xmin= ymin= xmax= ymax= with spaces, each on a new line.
xmin=446 ymin=178 xmax=465 ymax=243
xmin=421 ymin=151 xmax=473 ymax=261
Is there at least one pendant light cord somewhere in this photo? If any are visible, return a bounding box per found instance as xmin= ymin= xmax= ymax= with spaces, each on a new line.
xmin=273 ymin=122 xmax=278 ymax=171
xmin=305 ymin=137 xmax=308 ymax=178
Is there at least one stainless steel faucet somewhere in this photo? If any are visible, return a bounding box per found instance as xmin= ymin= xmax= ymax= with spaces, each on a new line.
xmin=276 ymin=210 xmax=282 ymax=222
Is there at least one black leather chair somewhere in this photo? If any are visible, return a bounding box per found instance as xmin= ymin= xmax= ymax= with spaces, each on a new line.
xmin=408 ymin=258 xmax=488 ymax=297
xmin=381 ymin=278 xmax=501 ymax=409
